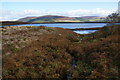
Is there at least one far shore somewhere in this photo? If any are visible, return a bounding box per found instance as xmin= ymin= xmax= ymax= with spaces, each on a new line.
xmin=1 ymin=21 xmax=108 ymax=26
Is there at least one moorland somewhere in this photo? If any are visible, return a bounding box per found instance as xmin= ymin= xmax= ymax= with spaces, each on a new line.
xmin=2 ymin=24 xmax=120 ymax=79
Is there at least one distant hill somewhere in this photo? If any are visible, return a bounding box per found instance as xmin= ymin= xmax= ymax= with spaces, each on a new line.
xmin=17 ymin=15 xmax=106 ymax=23
xmin=18 ymin=17 xmax=37 ymax=22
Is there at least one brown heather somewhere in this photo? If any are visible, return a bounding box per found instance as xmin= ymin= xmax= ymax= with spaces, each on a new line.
xmin=2 ymin=25 xmax=120 ymax=79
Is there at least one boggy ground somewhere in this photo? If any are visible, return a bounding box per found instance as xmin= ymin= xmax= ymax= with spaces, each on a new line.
xmin=1 ymin=24 xmax=120 ymax=79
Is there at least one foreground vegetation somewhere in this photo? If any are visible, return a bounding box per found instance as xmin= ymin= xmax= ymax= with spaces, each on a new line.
xmin=2 ymin=24 xmax=120 ymax=79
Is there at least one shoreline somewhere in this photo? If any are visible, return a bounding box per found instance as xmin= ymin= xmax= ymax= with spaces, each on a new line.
xmin=0 ymin=25 xmax=103 ymax=31
xmin=67 ymin=27 xmax=102 ymax=30
xmin=1 ymin=21 xmax=108 ymax=26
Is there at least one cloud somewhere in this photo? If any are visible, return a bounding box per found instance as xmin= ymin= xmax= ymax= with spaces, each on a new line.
xmin=66 ymin=8 xmax=115 ymax=17
xmin=0 ymin=10 xmax=44 ymax=21
xmin=0 ymin=8 xmax=115 ymax=21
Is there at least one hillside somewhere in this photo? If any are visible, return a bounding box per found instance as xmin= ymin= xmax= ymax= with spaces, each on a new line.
xmin=2 ymin=24 xmax=119 ymax=79
xmin=18 ymin=17 xmax=37 ymax=22
xmin=17 ymin=15 xmax=106 ymax=23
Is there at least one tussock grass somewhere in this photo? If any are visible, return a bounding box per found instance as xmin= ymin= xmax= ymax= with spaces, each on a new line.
xmin=2 ymin=25 xmax=120 ymax=79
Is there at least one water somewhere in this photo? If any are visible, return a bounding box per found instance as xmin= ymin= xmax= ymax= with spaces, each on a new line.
xmin=73 ymin=30 xmax=98 ymax=34
xmin=2 ymin=23 xmax=106 ymax=34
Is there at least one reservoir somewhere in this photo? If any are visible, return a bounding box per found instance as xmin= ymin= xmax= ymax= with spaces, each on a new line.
xmin=2 ymin=23 xmax=106 ymax=34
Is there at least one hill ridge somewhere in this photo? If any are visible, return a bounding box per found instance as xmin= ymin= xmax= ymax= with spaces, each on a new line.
xmin=17 ymin=15 xmax=106 ymax=22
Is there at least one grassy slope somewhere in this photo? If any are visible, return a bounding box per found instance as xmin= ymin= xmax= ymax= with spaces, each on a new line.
xmin=30 ymin=18 xmax=105 ymax=23
xmin=17 ymin=15 xmax=105 ymax=23
xmin=2 ymin=25 xmax=120 ymax=79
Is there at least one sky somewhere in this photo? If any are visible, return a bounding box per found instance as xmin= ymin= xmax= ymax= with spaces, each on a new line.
xmin=0 ymin=1 xmax=119 ymax=21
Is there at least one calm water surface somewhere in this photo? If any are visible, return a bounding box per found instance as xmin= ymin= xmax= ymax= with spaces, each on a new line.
xmin=2 ymin=23 xmax=106 ymax=34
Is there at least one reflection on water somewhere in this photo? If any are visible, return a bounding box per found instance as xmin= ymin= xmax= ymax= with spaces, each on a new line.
xmin=73 ymin=30 xmax=97 ymax=34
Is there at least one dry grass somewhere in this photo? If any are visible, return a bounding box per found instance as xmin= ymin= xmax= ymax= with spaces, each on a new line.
xmin=2 ymin=25 xmax=120 ymax=79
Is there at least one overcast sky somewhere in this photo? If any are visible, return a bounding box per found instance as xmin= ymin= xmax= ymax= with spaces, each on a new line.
xmin=0 ymin=1 xmax=119 ymax=21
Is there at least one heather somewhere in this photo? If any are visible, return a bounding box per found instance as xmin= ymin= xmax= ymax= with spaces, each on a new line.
xmin=2 ymin=24 xmax=120 ymax=79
